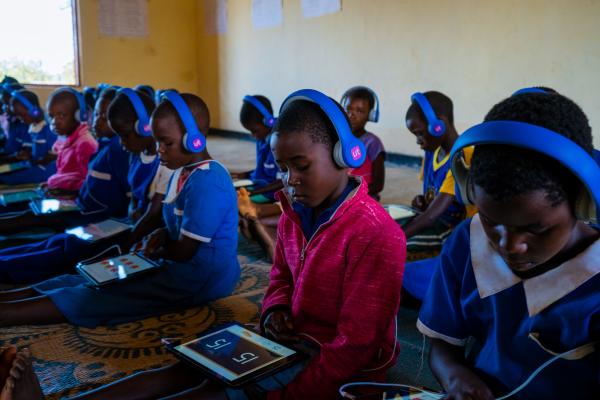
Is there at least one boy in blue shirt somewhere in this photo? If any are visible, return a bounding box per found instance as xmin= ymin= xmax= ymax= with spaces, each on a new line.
xmin=0 ymin=82 xmax=30 ymax=159
xmin=418 ymin=92 xmax=599 ymax=399
xmin=232 ymin=94 xmax=283 ymax=203
xmin=0 ymin=89 xmax=58 ymax=185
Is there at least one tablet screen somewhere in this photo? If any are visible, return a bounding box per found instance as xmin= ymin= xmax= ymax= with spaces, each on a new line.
xmin=233 ymin=179 xmax=254 ymax=188
xmin=30 ymin=199 xmax=80 ymax=215
xmin=78 ymin=253 xmax=159 ymax=284
xmin=385 ymin=205 xmax=417 ymax=220
xmin=66 ymin=219 xmax=131 ymax=242
xmin=175 ymin=325 xmax=296 ymax=383
xmin=0 ymin=190 xmax=41 ymax=206
xmin=0 ymin=161 xmax=29 ymax=174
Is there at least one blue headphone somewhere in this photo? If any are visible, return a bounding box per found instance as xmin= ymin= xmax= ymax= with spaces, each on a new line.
xmin=10 ymin=89 xmax=42 ymax=119
xmin=512 ymin=87 xmax=550 ymax=96
xmin=160 ymin=91 xmax=206 ymax=153
xmin=118 ymin=88 xmax=151 ymax=136
xmin=279 ymin=89 xmax=366 ymax=169
xmin=134 ymin=85 xmax=155 ymax=101
xmin=410 ymin=92 xmax=446 ymax=137
xmin=243 ymin=95 xmax=275 ymax=128
xmin=53 ymin=87 xmax=88 ymax=122
xmin=340 ymin=86 xmax=380 ymax=123
xmin=449 ymin=121 xmax=600 ymax=223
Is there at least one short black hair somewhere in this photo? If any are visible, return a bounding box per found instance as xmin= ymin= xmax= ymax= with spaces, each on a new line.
xmin=107 ymin=90 xmax=155 ymax=128
xmin=274 ymin=99 xmax=341 ymax=150
xmin=97 ymin=87 xmax=118 ymax=103
xmin=240 ymin=95 xmax=273 ymax=126
xmin=471 ymin=92 xmax=593 ymax=207
xmin=406 ymin=91 xmax=454 ymax=124
xmin=10 ymin=89 xmax=40 ymax=108
xmin=134 ymin=85 xmax=155 ymax=100
xmin=153 ymin=93 xmax=210 ymax=135
xmin=344 ymin=86 xmax=375 ymax=110
xmin=83 ymin=87 xmax=98 ymax=109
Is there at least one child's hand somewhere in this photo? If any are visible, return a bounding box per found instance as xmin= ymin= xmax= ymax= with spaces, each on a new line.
xmin=411 ymin=195 xmax=427 ymax=211
xmin=443 ymin=368 xmax=495 ymax=400
xmin=238 ymin=188 xmax=258 ymax=219
xmin=263 ymin=309 xmax=299 ymax=343
xmin=141 ymin=228 xmax=168 ymax=259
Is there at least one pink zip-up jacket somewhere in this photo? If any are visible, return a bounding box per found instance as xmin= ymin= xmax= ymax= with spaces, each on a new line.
xmin=47 ymin=123 xmax=98 ymax=191
xmin=262 ymin=180 xmax=406 ymax=399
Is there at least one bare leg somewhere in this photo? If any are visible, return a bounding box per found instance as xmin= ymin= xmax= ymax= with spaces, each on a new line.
xmin=71 ymin=362 xmax=203 ymax=400
xmin=254 ymin=203 xmax=281 ymax=219
xmin=0 ymin=297 xmax=66 ymax=327
xmin=0 ymin=348 xmax=44 ymax=400
xmin=0 ymin=288 xmax=38 ymax=303
xmin=0 ymin=347 xmax=17 ymax=388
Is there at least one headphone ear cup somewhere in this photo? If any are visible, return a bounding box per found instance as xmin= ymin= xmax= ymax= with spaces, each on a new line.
xmin=575 ymin=188 xmax=597 ymax=223
xmin=333 ymin=141 xmax=347 ymax=168
xmin=452 ymin=152 xmax=473 ymax=206
xmin=74 ymin=108 xmax=81 ymax=122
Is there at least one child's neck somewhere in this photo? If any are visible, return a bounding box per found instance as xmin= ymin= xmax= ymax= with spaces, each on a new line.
xmin=142 ymin=141 xmax=157 ymax=156
xmin=184 ymin=150 xmax=212 ymax=170
xmin=438 ymin=126 xmax=459 ymax=157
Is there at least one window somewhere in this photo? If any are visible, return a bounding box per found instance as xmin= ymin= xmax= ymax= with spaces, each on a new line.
xmin=0 ymin=0 xmax=79 ymax=85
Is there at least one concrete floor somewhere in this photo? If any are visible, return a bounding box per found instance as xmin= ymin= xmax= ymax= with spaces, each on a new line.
xmin=208 ymin=134 xmax=421 ymax=204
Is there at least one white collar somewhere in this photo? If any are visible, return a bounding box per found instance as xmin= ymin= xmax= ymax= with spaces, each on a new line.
xmin=163 ymin=160 xmax=213 ymax=204
xmin=470 ymin=214 xmax=600 ymax=316
xmin=28 ymin=120 xmax=47 ymax=134
xmin=139 ymin=152 xmax=157 ymax=164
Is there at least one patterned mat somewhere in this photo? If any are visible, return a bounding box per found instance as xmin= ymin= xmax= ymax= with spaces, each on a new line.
xmin=0 ymin=237 xmax=271 ymax=399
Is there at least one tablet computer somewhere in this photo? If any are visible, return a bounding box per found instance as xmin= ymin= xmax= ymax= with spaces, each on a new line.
xmin=384 ymin=204 xmax=418 ymax=220
xmin=0 ymin=160 xmax=30 ymax=174
xmin=165 ymin=323 xmax=303 ymax=387
xmin=0 ymin=190 xmax=43 ymax=206
xmin=233 ymin=179 xmax=254 ymax=189
xmin=66 ymin=219 xmax=131 ymax=242
xmin=76 ymin=252 xmax=161 ymax=287
xmin=29 ymin=198 xmax=80 ymax=215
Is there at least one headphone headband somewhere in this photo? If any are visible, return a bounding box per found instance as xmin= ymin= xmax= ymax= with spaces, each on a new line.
xmin=53 ymin=87 xmax=88 ymax=122
xmin=340 ymin=86 xmax=380 ymax=123
xmin=118 ymin=88 xmax=151 ymax=136
xmin=160 ymin=91 xmax=206 ymax=153
xmin=243 ymin=95 xmax=275 ymax=128
xmin=279 ymin=89 xmax=366 ymax=169
xmin=410 ymin=92 xmax=446 ymax=137
xmin=450 ymin=120 xmax=600 ymax=223
xmin=10 ymin=90 xmax=42 ymax=119
xmin=512 ymin=87 xmax=549 ymax=96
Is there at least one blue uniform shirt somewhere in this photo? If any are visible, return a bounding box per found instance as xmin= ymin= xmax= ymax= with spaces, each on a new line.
xmin=77 ymin=135 xmax=130 ymax=218
xmin=422 ymin=148 xmax=466 ymax=226
xmin=128 ymin=152 xmax=160 ymax=214
xmin=162 ymin=160 xmax=240 ymax=299
xmin=249 ymin=134 xmax=281 ymax=198
xmin=29 ymin=120 xmax=57 ymax=161
xmin=418 ymin=215 xmax=600 ymax=399
xmin=3 ymin=117 xmax=30 ymax=154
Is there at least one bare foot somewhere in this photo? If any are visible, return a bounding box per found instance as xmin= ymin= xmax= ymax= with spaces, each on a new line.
xmin=0 ymin=349 xmax=43 ymax=400
xmin=237 ymin=188 xmax=258 ymax=219
xmin=0 ymin=347 xmax=17 ymax=387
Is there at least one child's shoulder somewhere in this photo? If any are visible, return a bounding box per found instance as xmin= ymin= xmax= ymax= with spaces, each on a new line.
xmin=343 ymin=192 xmax=403 ymax=239
xmin=187 ymin=160 xmax=233 ymax=189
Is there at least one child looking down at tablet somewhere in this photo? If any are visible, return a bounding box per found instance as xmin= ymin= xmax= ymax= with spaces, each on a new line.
xmin=0 ymin=92 xmax=240 ymax=328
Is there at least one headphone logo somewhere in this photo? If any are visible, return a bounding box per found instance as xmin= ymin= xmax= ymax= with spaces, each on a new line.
xmin=434 ymin=125 xmax=443 ymax=133
xmin=351 ymin=145 xmax=362 ymax=161
xmin=142 ymin=124 xmax=151 ymax=134
xmin=192 ymin=137 xmax=203 ymax=150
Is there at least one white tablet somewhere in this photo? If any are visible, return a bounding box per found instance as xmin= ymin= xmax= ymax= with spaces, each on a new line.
xmin=0 ymin=161 xmax=29 ymax=174
xmin=384 ymin=204 xmax=418 ymax=220
xmin=29 ymin=198 xmax=80 ymax=215
xmin=76 ymin=252 xmax=160 ymax=286
xmin=233 ymin=179 xmax=254 ymax=189
xmin=66 ymin=219 xmax=131 ymax=242
xmin=0 ymin=190 xmax=42 ymax=206
xmin=166 ymin=323 xmax=303 ymax=387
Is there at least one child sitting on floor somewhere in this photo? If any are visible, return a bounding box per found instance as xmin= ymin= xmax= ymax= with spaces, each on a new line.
xmin=401 ymin=91 xmax=472 ymax=261
xmin=231 ymin=94 xmax=283 ymax=203
xmin=0 ymin=92 xmax=240 ymax=328
xmin=341 ymin=85 xmax=386 ymax=199
xmin=0 ymin=89 xmax=57 ymax=185
xmin=418 ymin=91 xmax=599 ymax=399
xmin=44 ymin=87 xmax=98 ymax=195
xmin=0 ymin=90 xmax=407 ymax=400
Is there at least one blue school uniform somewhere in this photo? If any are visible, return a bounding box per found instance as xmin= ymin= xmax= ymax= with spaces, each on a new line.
xmin=2 ymin=117 xmax=29 ymax=155
xmin=128 ymin=152 xmax=160 ymax=214
xmin=594 ymin=149 xmax=600 ymax=166
xmin=32 ymin=160 xmax=240 ymax=327
xmin=417 ymin=215 xmax=600 ymax=399
xmin=249 ymin=134 xmax=281 ymax=200
xmin=77 ymin=136 xmax=130 ymax=219
xmin=0 ymin=121 xmax=57 ymax=185
xmin=421 ymin=148 xmax=465 ymax=227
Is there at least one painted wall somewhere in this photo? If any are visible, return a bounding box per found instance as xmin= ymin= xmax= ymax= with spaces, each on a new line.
xmin=214 ymin=0 xmax=600 ymax=155
xmin=31 ymin=0 xmax=200 ymax=106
